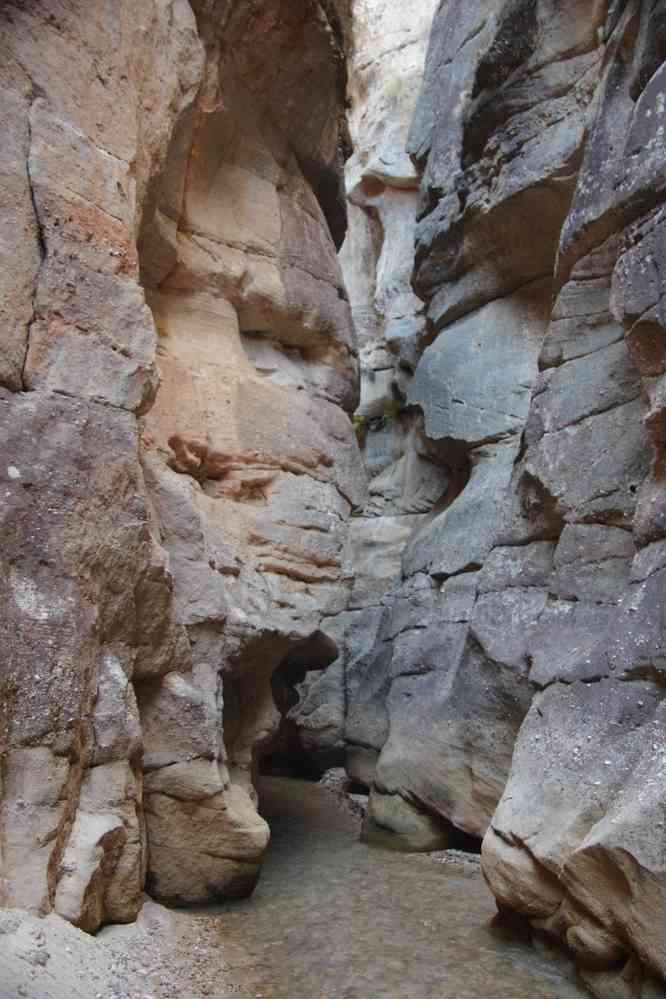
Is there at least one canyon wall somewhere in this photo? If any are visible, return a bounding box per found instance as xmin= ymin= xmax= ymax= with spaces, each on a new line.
xmin=0 ymin=0 xmax=361 ymax=931
xmin=4 ymin=1 xmax=666 ymax=996
xmin=343 ymin=1 xmax=666 ymax=994
xmin=282 ymin=0 xmax=444 ymax=780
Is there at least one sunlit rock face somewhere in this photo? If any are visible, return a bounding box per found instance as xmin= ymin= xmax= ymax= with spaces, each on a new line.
xmin=0 ymin=0 xmax=361 ymax=926
xmin=346 ymin=2 xmax=666 ymax=991
xmin=137 ymin=0 xmax=365 ymax=905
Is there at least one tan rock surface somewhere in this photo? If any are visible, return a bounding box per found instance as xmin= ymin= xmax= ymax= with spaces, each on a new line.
xmin=0 ymin=0 xmax=360 ymax=924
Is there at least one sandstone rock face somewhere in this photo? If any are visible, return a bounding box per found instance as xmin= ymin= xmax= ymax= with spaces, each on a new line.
xmin=344 ymin=2 xmax=666 ymax=992
xmin=0 ymin=0 xmax=360 ymax=926
xmin=136 ymin=0 xmax=364 ymax=904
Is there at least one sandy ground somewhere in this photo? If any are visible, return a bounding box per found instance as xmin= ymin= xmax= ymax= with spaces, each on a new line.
xmin=0 ymin=898 xmax=263 ymax=999
xmin=1 ymin=778 xmax=581 ymax=999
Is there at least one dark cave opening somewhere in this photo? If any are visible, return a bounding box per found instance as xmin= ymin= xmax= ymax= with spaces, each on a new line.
xmin=447 ymin=824 xmax=483 ymax=855
xmin=260 ymin=630 xmax=345 ymax=781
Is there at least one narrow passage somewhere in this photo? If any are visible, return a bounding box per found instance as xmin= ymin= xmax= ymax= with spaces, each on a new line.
xmin=209 ymin=778 xmax=587 ymax=999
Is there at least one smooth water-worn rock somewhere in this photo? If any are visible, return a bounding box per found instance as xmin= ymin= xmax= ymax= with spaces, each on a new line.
xmin=5 ymin=1 xmax=666 ymax=995
xmin=285 ymin=0 xmax=442 ymax=772
xmin=0 ymin=0 xmax=359 ymax=926
xmin=342 ymin=3 xmax=666 ymax=993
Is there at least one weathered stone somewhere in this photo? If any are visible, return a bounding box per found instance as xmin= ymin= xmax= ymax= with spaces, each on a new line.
xmin=527 ymin=601 xmax=618 ymax=687
xmin=482 ymin=829 xmax=563 ymax=920
xmin=0 ymin=51 xmax=41 ymax=392
xmin=1 ymin=749 xmax=69 ymax=913
xmin=529 ymin=341 xmax=641 ymax=438
xmin=345 ymin=5 xmax=666 ymax=992
xmin=484 ymin=680 xmax=666 ymax=982
xmin=345 ymin=515 xmax=423 ymax=609
xmin=471 ymin=588 xmax=548 ymax=672
xmin=54 ymin=762 xmax=144 ymax=932
xmin=403 ymin=440 xmax=521 ymax=578
xmin=477 ymin=543 xmax=555 ymax=594
xmin=144 ymin=783 xmax=270 ymax=904
xmin=409 ymin=283 xmax=550 ymax=447
xmin=346 ymin=746 xmax=380 ymax=789
xmin=362 ymin=788 xmax=450 ymax=852
xmin=0 ymin=0 xmax=361 ymax=926
xmin=0 ymin=389 xmax=173 ymax=920
xmin=566 ymin=919 xmax=628 ymax=973
xmin=374 ymin=638 xmax=532 ymax=840
xmin=525 ymin=399 xmax=648 ymax=527
xmin=551 ymin=525 xmax=635 ymax=605
xmin=411 ymin=2 xmax=602 ymax=323
xmin=540 ymin=237 xmax=624 ymax=371
xmin=286 ymin=659 xmax=347 ymax=765
xmin=6 ymin=3 xmax=666 ymax=992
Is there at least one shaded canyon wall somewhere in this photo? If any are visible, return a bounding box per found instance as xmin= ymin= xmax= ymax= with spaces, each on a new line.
xmin=342 ymin=1 xmax=666 ymax=995
xmin=285 ymin=0 xmax=445 ymax=790
xmin=4 ymin=1 xmax=666 ymax=996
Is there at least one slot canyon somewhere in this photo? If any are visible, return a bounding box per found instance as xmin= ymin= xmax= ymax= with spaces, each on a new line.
xmin=2 ymin=2 xmax=666 ymax=997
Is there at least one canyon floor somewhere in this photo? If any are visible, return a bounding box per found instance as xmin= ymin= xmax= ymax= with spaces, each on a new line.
xmin=0 ymin=779 xmax=596 ymax=999
xmin=161 ymin=777 xmax=587 ymax=999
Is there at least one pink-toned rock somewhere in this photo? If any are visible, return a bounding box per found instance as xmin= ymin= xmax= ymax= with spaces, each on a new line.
xmin=0 ymin=0 xmax=359 ymax=923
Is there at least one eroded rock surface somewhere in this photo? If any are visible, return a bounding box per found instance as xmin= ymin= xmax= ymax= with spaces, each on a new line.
xmin=281 ymin=0 xmax=444 ymax=781
xmin=345 ymin=0 xmax=604 ymax=843
xmin=343 ymin=3 xmax=666 ymax=993
xmin=5 ymin=1 xmax=666 ymax=995
xmin=0 ymin=0 xmax=360 ymax=930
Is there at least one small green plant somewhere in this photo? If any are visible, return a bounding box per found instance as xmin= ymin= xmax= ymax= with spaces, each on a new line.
xmin=353 ymin=414 xmax=368 ymax=448
xmin=382 ymin=398 xmax=403 ymax=422
xmin=354 ymin=397 xmax=405 ymax=444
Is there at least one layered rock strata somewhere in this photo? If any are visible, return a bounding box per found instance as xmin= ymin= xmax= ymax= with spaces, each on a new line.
xmin=0 ymin=0 xmax=361 ymax=930
xmin=344 ymin=2 xmax=666 ymax=993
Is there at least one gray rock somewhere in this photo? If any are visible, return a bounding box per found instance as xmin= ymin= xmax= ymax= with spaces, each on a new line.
xmin=348 ymin=4 xmax=666 ymax=992
xmin=409 ymin=282 xmax=550 ymax=446
xmin=477 ymin=543 xmax=555 ymax=593
xmin=551 ymin=525 xmax=635 ymax=605
xmin=529 ymin=340 xmax=641 ymax=438
xmin=471 ymin=588 xmax=548 ymax=671
xmin=403 ymin=439 xmax=520 ymax=578
xmin=483 ymin=680 xmax=666 ymax=984
xmin=525 ymin=399 xmax=648 ymax=527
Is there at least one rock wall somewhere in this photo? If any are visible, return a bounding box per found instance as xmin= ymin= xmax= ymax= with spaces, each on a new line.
xmin=285 ymin=0 xmax=445 ymax=786
xmin=5 ymin=1 xmax=666 ymax=993
xmin=345 ymin=1 xmax=666 ymax=993
xmin=0 ymin=0 xmax=361 ymax=930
